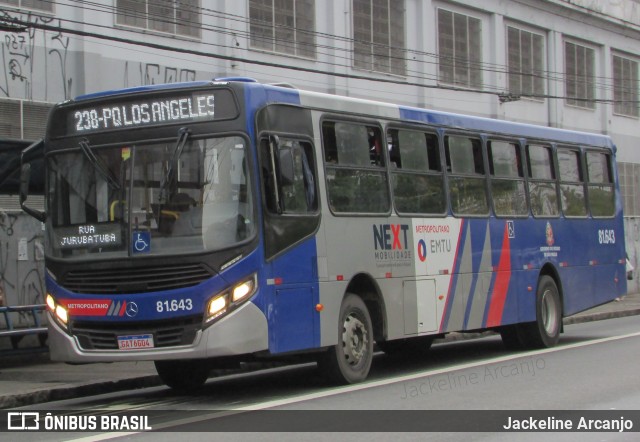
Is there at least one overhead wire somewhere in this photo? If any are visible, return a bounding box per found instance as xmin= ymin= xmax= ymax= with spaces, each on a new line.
xmin=0 ymin=0 xmax=638 ymax=104
xmin=18 ymin=0 xmax=638 ymax=98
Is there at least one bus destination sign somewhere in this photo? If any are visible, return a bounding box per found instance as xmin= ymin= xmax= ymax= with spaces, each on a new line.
xmin=54 ymin=223 xmax=122 ymax=250
xmin=68 ymin=89 xmax=237 ymax=134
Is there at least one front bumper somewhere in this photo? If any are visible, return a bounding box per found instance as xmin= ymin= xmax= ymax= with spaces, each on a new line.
xmin=47 ymin=301 xmax=268 ymax=362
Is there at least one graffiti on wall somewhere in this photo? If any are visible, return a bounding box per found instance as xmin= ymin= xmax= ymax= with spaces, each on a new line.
xmin=123 ymin=61 xmax=197 ymax=87
xmin=0 ymin=10 xmax=71 ymax=101
xmin=0 ymin=211 xmax=45 ymax=324
xmin=1 ymin=11 xmax=205 ymax=101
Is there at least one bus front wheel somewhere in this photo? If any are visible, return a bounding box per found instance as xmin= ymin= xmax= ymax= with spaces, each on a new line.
xmin=520 ymin=275 xmax=562 ymax=348
xmin=154 ymin=359 xmax=210 ymax=391
xmin=319 ymin=294 xmax=373 ymax=384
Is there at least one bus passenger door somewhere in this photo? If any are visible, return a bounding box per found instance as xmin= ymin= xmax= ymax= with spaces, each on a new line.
xmin=259 ymin=135 xmax=321 ymax=353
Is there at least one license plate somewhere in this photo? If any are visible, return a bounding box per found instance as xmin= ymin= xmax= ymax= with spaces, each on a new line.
xmin=117 ymin=334 xmax=154 ymax=350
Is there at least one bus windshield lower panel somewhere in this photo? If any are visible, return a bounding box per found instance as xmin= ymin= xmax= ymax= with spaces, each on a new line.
xmin=47 ymin=135 xmax=255 ymax=259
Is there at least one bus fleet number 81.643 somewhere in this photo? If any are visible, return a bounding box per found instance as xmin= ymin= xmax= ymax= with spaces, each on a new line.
xmin=157 ymin=299 xmax=193 ymax=313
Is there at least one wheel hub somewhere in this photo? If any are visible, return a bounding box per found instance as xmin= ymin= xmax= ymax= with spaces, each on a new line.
xmin=342 ymin=314 xmax=369 ymax=366
xmin=541 ymin=289 xmax=558 ymax=335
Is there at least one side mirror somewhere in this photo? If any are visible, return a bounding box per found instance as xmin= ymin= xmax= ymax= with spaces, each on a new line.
xmin=19 ymin=163 xmax=31 ymax=204
xmin=20 ymin=141 xmax=46 ymax=222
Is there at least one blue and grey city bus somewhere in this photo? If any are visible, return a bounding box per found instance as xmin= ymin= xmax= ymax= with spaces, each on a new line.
xmin=20 ymin=78 xmax=627 ymax=389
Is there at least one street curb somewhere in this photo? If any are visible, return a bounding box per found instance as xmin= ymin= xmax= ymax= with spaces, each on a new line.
xmin=562 ymin=308 xmax=640 ymax=326
xmin=0 ymin=375 xmax=162 ymax=409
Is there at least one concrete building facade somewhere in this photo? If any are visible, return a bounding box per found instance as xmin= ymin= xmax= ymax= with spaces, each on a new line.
xmin=0 ymin=0 xmax=639 ymax=307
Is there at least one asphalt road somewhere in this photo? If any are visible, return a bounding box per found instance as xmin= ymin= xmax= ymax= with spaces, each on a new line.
xmin=6 ymin=315 xmax=640 ymax=441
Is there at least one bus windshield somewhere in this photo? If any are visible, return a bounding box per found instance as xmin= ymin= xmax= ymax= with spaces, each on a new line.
xmin=46 ymin=135 xmax=255 ymax=259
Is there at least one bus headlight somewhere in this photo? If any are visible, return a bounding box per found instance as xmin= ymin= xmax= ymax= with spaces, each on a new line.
xmin=205 ymin=274 xmax=258 ymax=324
xmin=207 ymin=296 xmax=228 ymax=319
xmin=46 ymin=293 xmax=69 ymax=329
xmin=46 ymin=293 xmax=56 ymax=311
xmin=55 ymin=305 xmax=69 ymax=325
xmin=232 ymin=276 xmax=256 ymax=302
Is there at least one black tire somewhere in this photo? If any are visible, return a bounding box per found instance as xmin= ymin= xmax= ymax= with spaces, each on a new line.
xmin=154 ymin=359 xmax=211 ymax=391
xmin=377 ymin=336 xmax=434 ymax=357
xmin=519 ymin=275 xmax=562 ymax=348
xmin=318 ymin=294 xmax=373 ymax=384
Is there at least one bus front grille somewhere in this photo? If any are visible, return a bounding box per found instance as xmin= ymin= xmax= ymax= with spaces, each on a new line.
xmin=71 ymin=316 xmax=202 ymax=350
xmin=62 ymin=264 xmax=214 ymax=294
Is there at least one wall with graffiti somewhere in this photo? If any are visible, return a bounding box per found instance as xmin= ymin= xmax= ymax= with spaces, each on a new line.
xmin=0 ymin=210 xmax=44 ymax=317
xmin=0 ymin=9 xmax=214 ymax=315
xmin=1 ymin=9 xmax=212 ymax=102
xmin=0 ymin=10 xmax=73 ymax=101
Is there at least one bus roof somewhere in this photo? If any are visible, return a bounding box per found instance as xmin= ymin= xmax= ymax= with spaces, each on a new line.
xmin=286 ymin=85 xmax=614 ymax=149
xmin=70 ymin=79 xmax=615 ymax=150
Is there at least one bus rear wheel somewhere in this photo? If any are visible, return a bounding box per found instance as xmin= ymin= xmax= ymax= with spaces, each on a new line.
xmin=319 ymin=294 xmax=373 ymax=384
xmin=519 ymin=275 xmax=562 ymax=348
xmin=154 ymin=359 xmax=211 ymax=391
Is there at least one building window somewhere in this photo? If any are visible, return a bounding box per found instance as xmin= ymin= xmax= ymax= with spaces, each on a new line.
xmin=0 ymin=98 xmax=53 ymax=139
xmin=0 ymin=0 xmax=53 ymax=12
xmin=565 ymin=41 xmax=596 ymax=109
xmin=507 ymin=26 xmax=544 ymax=98
xmin=249 ymin=0 xmax=316 ymax=58
xmin=353 ymin=0 xmax=406 ymax=76
xmin=437 ymin=8 xmax=482 ymax=88
xmin=619 ymin=162 xmax=640 ymax=217
xmin=116 ymin=0 xmax=201 ymax=38
xmin=613 ymin=54 xmax=639 ymax=118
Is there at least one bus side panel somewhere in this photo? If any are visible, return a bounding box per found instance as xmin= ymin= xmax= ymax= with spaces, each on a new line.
xmin=264 ymin=236 xmax=320 ymax=354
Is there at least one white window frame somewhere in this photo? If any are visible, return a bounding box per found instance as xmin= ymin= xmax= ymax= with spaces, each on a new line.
xmin=437 ymin=7 xmax=483 ymax=89
xmin=0 ymin=0 xmax=53 ymax=13
xmin=564 ymin=39 xmax=597 ymax=110
xmin=506 ymin=24 xmax=545 ymax=101
xmin=248 ymin=0 xmax=316 ymax=59
xmin=612 ymin=53 xmax=639 ymax=118
xmin=115 ymin=0 xmax=202 ymax=39
xmin=352 ymin=0 xmax=406 ymax=76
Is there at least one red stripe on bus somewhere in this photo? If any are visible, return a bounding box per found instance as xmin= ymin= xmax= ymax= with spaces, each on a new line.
xmin=486 ymin=225 xmax=511 ymax=327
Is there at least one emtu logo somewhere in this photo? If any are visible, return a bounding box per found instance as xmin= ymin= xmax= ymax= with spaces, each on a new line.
xmin=373 ymin=224 xmax=409 ymax=250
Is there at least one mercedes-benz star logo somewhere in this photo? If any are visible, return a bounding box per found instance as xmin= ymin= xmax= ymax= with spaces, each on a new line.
xmin=125 ymin=301 xmax=139 ymax=318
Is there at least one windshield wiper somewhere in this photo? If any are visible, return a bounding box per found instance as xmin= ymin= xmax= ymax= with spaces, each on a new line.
xmin=160 ymin=127 xmax=191 ymax=200
xmin=79 ymin=139 xmax=120 ymax=190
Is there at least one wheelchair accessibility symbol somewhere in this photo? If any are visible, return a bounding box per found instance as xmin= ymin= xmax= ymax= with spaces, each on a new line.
xmin=133 ymin=231 xmax=151 ymax=254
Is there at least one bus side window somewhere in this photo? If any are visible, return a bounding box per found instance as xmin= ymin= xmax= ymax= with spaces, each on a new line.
xmin=527 ymin=144 xmax=559 ymax=217
xmin=557 ymin=147 xmax=587 ymax=217
xmin=586 ymin=151 xmax=615 ymax=217
xmin=278 ymin=140 xmax=317 ymax=214
xmin=488 ymin=140 xmax=527 ymax=217
xmin=322 ymin=121 xmax=390 ymax=214
xmin=445 ymin=135 xmax=488 ymax=216
xmin=388 ymin=128 xmax=445 ymax=215
xmin=260 ymin=137 xmax=317 ymax=215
